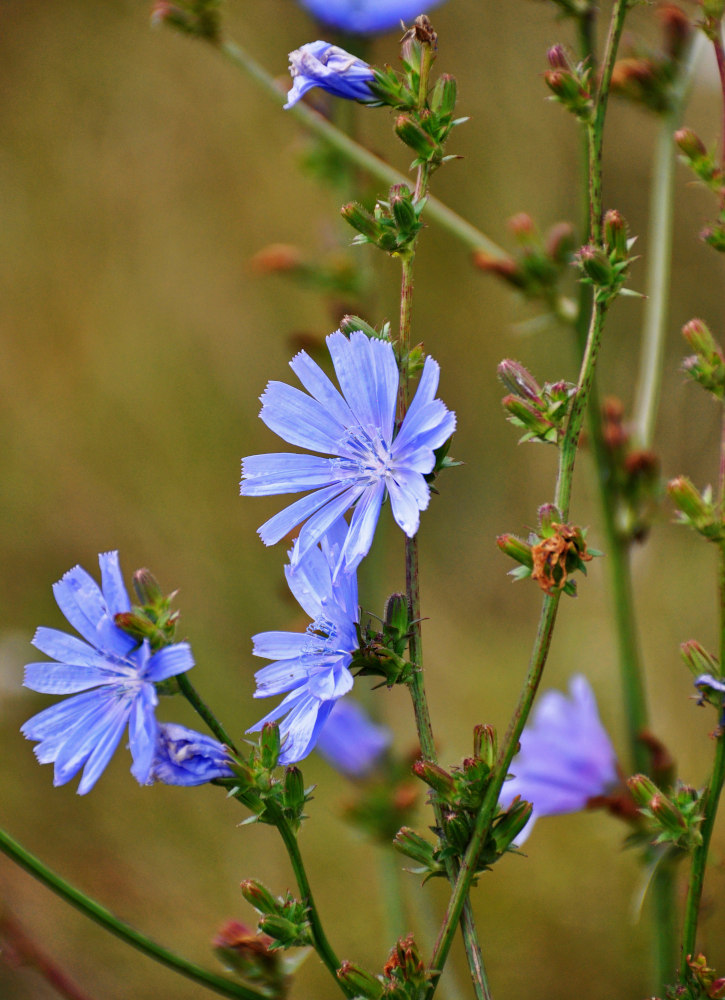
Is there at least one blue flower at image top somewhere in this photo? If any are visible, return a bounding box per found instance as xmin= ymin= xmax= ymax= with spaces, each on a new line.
xmin=21 ymin=551 xmax=194 ymax=794
xmin=284 ymin=40 xmax=377 ymax=109
xmin=241 ymin=330 xmax=456 ymax=575
xmin=149 ymin=723 xmax=233 ymax=786
xmin=498 ymin=675 xmax=619 ymax=843
xmin=315 ymin=697 xmax=391 ymax=777
xmin=297 ymin=0 xmax=448 ymax=35
xmin=247 ymin=522 xmax=360 ymax=764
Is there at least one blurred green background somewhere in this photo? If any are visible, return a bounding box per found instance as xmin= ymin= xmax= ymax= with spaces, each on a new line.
xmin=1 ymin=1 xmax=725 ymax=998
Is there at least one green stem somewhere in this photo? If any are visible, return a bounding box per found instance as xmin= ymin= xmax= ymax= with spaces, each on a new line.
xmin=273 ymin=815 xmax=352 ymax=998
xmin=0 ymin=827 xmax=263 ymax=1000
xmin=679 ymin=412 xmax=725 ymax=979
xmin=177 ymin=672 xmax=238 ymax=753
xmin=632 ymin=34 xmax=704 ymax=449
xmin=378 ymin=847 xmax=407 ymax=946
xmin=215 ymin=37 xmax=505 ymax=258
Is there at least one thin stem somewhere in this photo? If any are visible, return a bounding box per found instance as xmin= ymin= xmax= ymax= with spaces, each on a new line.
xmin=176 ymin=672 xmax=238 ymax=753
xmin=679 ymin=411 xmax=725 ymax=978
xmin=216 ymin=37 xmax=506 ymax=258
xmin=273 ymin=815 xmax=352 ymax=998
xmin=0 ymin=828 xmax=263 ymax=1000
xmin=632 ymin=35 xmax=704 ymax=448
xmin=378 ymin=848 xmax=407 ymax=946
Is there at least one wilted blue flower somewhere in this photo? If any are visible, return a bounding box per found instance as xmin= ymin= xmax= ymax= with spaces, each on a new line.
xmin=149 ymin=723 xmax=233 ymax=786
xmin=241 ymin=330 xmax=455 ymax=575
xmin=297 ymin=0 xmax=447 ymax=35
xmin=499 ymin=675 xmax=618 ymax=843
xmin=247 ymin=523 xmax=359 ymax=764
xmin=284 ymin=41 xmax=376 ymax=109
xmin=21 ymin=552 xmax=194 ymax=794
xmin=316 ymin=697 xmax=391 ymax=777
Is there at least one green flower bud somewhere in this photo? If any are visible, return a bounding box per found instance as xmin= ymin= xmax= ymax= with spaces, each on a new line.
xmin=341 ymin=202 xmax=382 ymax=241
xmin=283 ymin=765 xmax=306 ymax=817
xmin=337 ymin=962 xmax=384 ymax=1000
xmin=497 ymin=360 xmax=542 ymax=402
xmin=394 ymin=114 xmax=440 ymax=159
xmin=681 ymin=639 xmax=720 ymax=680
xmin=626 ymin=773 xmax=661 ymax=809
xmin=389 ymin=184 xmax=419 ymax=237
xmin=473 ymin=724 xmax=496 ymax=767
xmin=240 ymin=879 xmax=279 ymax=916
xmin=430 ymin=73 xmax=457 ymax=117
xmin=260 ymin=722 xmax=281 ymax=771
xmin=412 ymin=759 xmax=456 ymax=800
xmin=496 ymin=533 xmax=534 ymax=569
xmin=392 ymin=826 xmax=440 ymax=871
xmin=259 ymin=913 xmax=309 ymax=948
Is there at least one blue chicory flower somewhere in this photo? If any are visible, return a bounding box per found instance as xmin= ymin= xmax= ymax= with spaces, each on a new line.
xmin=247 ymin=522 xmax=359 ymax=764
xmin=149 ymin=723 xmax=233 ymax=786
xmin=297 ymin=0 xmax=447 ymax=35
xmin=284 ymin=40 xmax=377 ymax=109
xmin=316 ymin=697 xmax=391 ymax=777
xmin=21 ymin=551 xmax=194 ymax=794
xmin=498 ymin=675 xmax=619 ymax=843
xmin=240 ymin=330 xmax=456 ymax=575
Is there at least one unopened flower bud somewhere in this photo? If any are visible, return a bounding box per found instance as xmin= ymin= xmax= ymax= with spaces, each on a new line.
xmin=392 ymin=826 xmax=439 ymax=869
xmin=627 ymin=773 xmax=661 ymax=809
xmin=667 ymin=475 xmax=711 ymax=522
xmin=389 ymin=184 xmax=418 ymax=235
xmin=133 ymin=568 xmax=164 ymax=606
xmin=383 ymin=593 xmax=410 ymax=654
xmin=240 ymin=879 xmax=279 ymax=915
xmin=547 ymin=44 xmax=569 ymax=69
xmin=259 ymin=913 xmax=309 ymax=947
xmin=603 ymin=209 xmax=628 ymax=259
xmin=394 ymin=114 xmax=440 ymax=158
xmin=473 ymin=724 xmax=496 ymax=766
xmin=497 ymin=359 xmax=542 ymax=402
xmin=501 ymin=395 xmax=555 ymax=437
xmin=681 ymin=639 xmax=720 ymax=679
xmin=412 ymin=759 xmax=456 ymax=799
xmin=578 ymin=244 xmax=614 ymax=285
xmin=341 ymin=202 xmax=381 ymax=241
xmin=683 ymin=317 xmax=722 ymax=358
xmin=650 ymin=792 xmax=688 ymax=833
xmin=493 ymin=797 xmax=533 ymax=850
xmin=496 ymin=533 xmax=533 ymax=568
xmin=430 ymin=73 xmax=457 ymax=116
xmin=538 ymin=503 xmax=562 ymax=533
xmin=260 ymin=722 xmax=281 ymax=771
xmin=472 ymin=251 xmax=525 ymax=288
xmin=337 ymin=961 xmax=384 ymax=1000
xmin=675 ymin=127 xmax=707 ymax=160
xmin=283 ymin=765 xmax=306 ymax=815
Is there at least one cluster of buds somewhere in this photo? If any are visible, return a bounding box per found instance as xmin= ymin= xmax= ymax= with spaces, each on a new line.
xmin=370 ymin=18 xmax=464 ymax=173
xmin=675 ymin=129 xmax=725 ymax=252
xmin=395 ymin=726 xmax=532 ymax=881
xmin=250 ymin=243 xmax=365 ymax=301
xmin=497 ymin=359 xmax=577 ymax=445
xmin=544 ymin=44 xmax=593 ymax=121
xmin=240 ymin=881 xmax=312 ymax=952
xmin=668 ymin=476 xmax=725 ymax=542
xmin=338 ymin=935 xmax=433 ymax=1000
xmin=342 ymin=184 xmax=425 ymax=258
xmin=681 ymin=318 xmax=725 ymax=399
xmin=610 ymin=4 xmax=692 ymax=114
xmin=681 ymin=954 xmax=725 ymax=1000
xmin=213 ymin=920 xmax=289 ymax=995
xmin=226 ymin=723 xmax=313 ymax=831
xmin=600 ymin=397 xmax=661 ymax=544
xmin=114 ymin=567 xmax=180 ymax=653
xmin=627 ymin=774 xmax=704 ymax=853
xmin=352 ymin=594 xmax=414 ymax=686
xmin=576 ymin=209 xmax=638 ymax=305
xmin=150 ymin=0 xmax=220 ymax=40
xmin=473 ymin=214 xmax=577 ymax=318
xmin=498 ymin=505 xmax=597 ymax=597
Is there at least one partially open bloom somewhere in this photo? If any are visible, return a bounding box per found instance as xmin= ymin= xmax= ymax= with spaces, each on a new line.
xmin=316 ymin=697 xmax=391 ymax=777
xmin=241 ymin=330 xmax=455 ymax=575
xmin=499 ymin=675 xmax=619 ymax=843
xmin=21 ymin=552 xmax=194 ymax=794
xmin=247 ymin=523 xmax=359 ymax=764
xmin=296 ymin=0 xmax=447 ymax=34
xmin=149 ymin=723 xmax=232 ymax=786
xmin=284 ymin=41 xmax=376 ymax=109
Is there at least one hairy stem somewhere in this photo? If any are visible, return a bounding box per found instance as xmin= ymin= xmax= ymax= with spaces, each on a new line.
xmin=0 ymin=828 xmax=263 ymax=1000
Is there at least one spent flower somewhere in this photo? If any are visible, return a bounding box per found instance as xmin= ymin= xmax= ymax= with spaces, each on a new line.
xmin=241 ymin=330 xmax=456 ymax=574
xmin=499 ymin=675 xmax=619 ymax=842
xmin=247 ymin=522 xmax=360 ymax=764
xmin=284 ymin=41 xmax=377 ymax=109
xmin=149 ymin=722 xmax=233 ymax=786
xmin=21 ymin=552 xmax=194 ymax=794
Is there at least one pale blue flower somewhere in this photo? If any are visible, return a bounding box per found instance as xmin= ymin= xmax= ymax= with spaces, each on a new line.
xmin=247 ymin=523 xmax=359 ymax=764
xmin=149 ymin=723 xmax=233 ymax=786
xmin=297 ymin=0 xmax=447 ymax=34
xmin=316 ymin=697 xmax=391 ymax=777
xmin=21 ymin=552 xmax=194 ymax=794
xmin=241 ymin=330 xmax=455 ymax=575
xmin=284 ymin=41 xmax=376 ymax=109
xmin=499 ymin=675 xmax=618 ymax=843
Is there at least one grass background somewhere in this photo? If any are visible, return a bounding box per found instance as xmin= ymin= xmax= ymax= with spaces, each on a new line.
xmin=1 ymin=1 xmax=724 ymax=997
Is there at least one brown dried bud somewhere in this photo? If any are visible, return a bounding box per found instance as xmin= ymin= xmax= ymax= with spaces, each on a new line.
xmin=530 ymin=522 xmax=592 ymax=595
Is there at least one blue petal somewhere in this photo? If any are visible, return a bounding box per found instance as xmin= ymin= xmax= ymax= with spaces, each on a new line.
xmin=24 ymin=662 xmax=118 ymax=695
xmin=241 ymin=454 xmax=340 ymax=495
xmin=296 ymin=0 xmax=447 ymax=34
xmin=252 ymin=631 xmax=310 ymax=661
xmin=291 ymin=484 xmax=364 ymax=565
xmin=31 ymin=628 xmax=109 ymax=668
xmin=388 ymin=469 xmax=430 ymax=537
xmin=253 ymin=657 xmax=312 ymax=697
xmin=279 ymin=696 xmax=335 ymax=764
xmin=315 ymin=698 xmax=391 ymax=777
xmin=145 ymin=642 xmax=194 ymax=683
xmin=259 ymin=381 xmax=346 ymax=453
xmin=75 ymin=708 xmax=133 ymax=795
xmin=289 ymin=348 xmax=354 ymax=430
xmin=99 ymin=550 xmax=131 ymax=617
xmin=337 ymin=480 xmax=385 ymax=573
xmin=259 ymin=481 xmax=353 ymax=547
xmin=128 ymin=684 xmax=159 ymax=785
